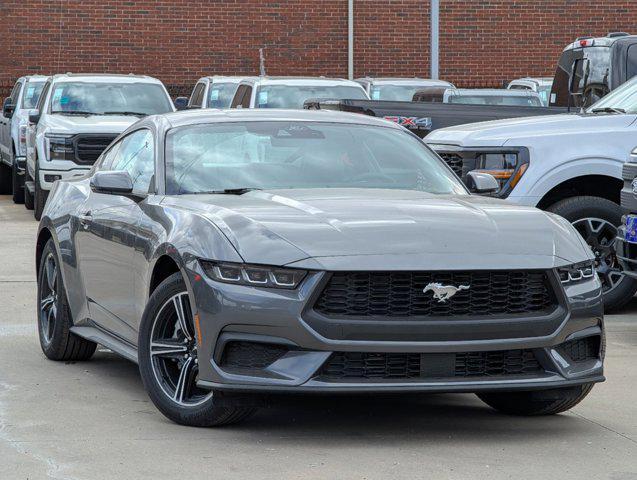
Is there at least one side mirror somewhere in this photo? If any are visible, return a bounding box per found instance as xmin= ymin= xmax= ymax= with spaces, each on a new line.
xmin=90 ymin=170 xmax=134 ymax=195
xmin=467 ymin=171 xmax=499 ymax=194
xmin=28 ymin=109 xmax=41 ymax=124
xmin=174 ymin=97 xmax=189 ymax=111
xmin=3 ymin=97 xmax=15 ymax=119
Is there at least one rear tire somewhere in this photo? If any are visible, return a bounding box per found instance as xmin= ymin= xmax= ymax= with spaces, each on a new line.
xmin=37 ymin=238 xmax=97 ymax=361
xmin=24 ymin=176 xmax=34 ymax=210
xmin=12 ymin=160 xmax=24 ymax=204
xmin=0 ymin=162 xmax=11 ymax=194
xmin=547 ymin=196 xmax=637 ymax=312
xmin=138 ymin=272 xmax=256 ymax=427
xmin=477 ymin=384 xmax=594 ymax=416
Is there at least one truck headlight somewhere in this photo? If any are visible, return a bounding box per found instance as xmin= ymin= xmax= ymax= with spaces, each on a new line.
xmin=474 ymin=151 xmax=528 ymax=192
xmin=557 ymin=261 xmax=596 ymax=284
xmin=45 ymin=133 xmax=74 ymax=161
xmin=200 ymin=260 xmax=307 ymax=289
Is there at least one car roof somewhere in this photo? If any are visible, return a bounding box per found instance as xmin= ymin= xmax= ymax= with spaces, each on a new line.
xmin=563 ymin=33 xmax=637 ymax=51
xmin=356 ymin=77 xmax=453 ymax=86
xmin=241 ymin=76 xmax=363 ymax=87
xmin=18 ymin=75 xmax=49 ymax=83
xmin=448 ymin=88 xmax=541 ymax=97
xmin=509 ymin=77 xmax=553 ymax=86
xmin=197 ymin=76 xmax=259 ymax=84
xmin=50 ymin=73 xmax=164 ymax=84
xmin=150 ymin=108 xmax=404 ymax=130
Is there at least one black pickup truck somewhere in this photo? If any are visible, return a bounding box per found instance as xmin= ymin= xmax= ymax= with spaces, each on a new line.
xmin=305 ymin=98 xmax=569 ymax=137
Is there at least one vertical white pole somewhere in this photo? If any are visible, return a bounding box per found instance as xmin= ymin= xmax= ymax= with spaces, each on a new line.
xmin=430 ymin=0 xmax=439 ymax=79
xmin=348 ymin=0 xmax=354 ymax=79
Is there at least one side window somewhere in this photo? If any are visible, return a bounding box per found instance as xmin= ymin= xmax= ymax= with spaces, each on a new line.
xmin=627 ymin=44 xmax=637 ymax=80
xmin=231 ymin=85 xmax=248 ymax=108
xmin=36 ymin=82 xmax=51 ymax=114
xmin=97 ymin=142 xmax=122 ymax=171
xmin=110 ymin=130 xmax=155 ymax=194
xmin=10 ymin=82 xmax=22 ymax=103
xmin=241 ymin=86 xmax=253 ymax=108
xmin=189 ymin=83 xmax=205 ymax=108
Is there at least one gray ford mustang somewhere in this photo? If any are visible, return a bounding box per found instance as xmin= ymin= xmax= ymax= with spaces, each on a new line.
xmin=36 ymin=109 xmax=605 ymax=426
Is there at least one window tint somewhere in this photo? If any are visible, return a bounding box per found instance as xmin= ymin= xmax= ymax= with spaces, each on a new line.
xmin=110 ymin=130 xmax=155 ymax=193
xmin=9 ymin=82 xmax=22 ymax=103
xmin=21 ymin=81 xmax=45 ymax=108
xmin=551 ymin=47 xmax=611 ymax=107
xmin=36 ymin=82 xmax=51 ymax=114
xmin=189 ymin=83 xmax=205 ymax=107
xmin=207 ymin=82 xmax=239 ymax=108
xmin=231 ymin=85 xmax=251 ymax=108
xmin=98 ymin=142 xmax=122 ymax=170
xmin=627 ymin=44 xmax=637 ymax=79
xmin=240 ymin=86 xmax=252 ymax=108
xmin=254 ymin=85 xmax=368 ymax=108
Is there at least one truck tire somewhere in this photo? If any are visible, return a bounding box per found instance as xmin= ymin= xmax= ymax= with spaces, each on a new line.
xmin=24 ymin=180 xmax=34 ymax=210
xmin=0 ymin=163 xmax=11 ymax=194
xmin=12 ymin=161 xmax=24 ymax=204
xmin=34 ymin=177 xmax=47 ymax=221
xmin=37 ymin=238 xmax=97 ymax=361
xmin=547 ymin=196 xmax=637 ymax=312
xmin=477 ymin=384 xmax=594 ymax=416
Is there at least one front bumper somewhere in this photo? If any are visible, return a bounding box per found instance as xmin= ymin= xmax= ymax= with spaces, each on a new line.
xmin=38 ymin=166 xmax=90 ymax=190
xmin=189 ymin=263 xmax=605 ymax=394
xmin=615 ymin=224 xmax=637 ymax=279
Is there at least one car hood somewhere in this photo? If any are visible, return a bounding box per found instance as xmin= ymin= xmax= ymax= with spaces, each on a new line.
xmin=425 ymin=112 xmax=637 ymax=147
xmin=45 ymin=114 xmax=139 ymax=134
xmin=166 ymin=189 xmax=591 ymax=270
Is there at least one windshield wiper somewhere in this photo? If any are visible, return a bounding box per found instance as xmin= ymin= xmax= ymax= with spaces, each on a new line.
xmin=590 ymin=107 xmax=626 ymax=114
xmin=51 ymin=110 xmax=101 ymax=116
xmin=102 ymin=111 xmax=148 ymax=117
xmin=193 ymin=188 xmax=262 ymax=195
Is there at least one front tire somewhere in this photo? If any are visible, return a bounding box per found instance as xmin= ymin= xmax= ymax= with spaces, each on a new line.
xmin=24 ymin=175 xmax=34 ymax=210
xmin=138 ymin=272 xmax=256 ymax=427
xmin=37 ymin=239 xmax=97 ymax=361
xmin=0 ymin=162 xmax=11 ymax=194
xmin=12 ymin=160 xmax=24 ymax=204
xmin=477 ymin=384 xmax=594 ymax=416
xmin=547 ymin=196 xmax=637 ymax=311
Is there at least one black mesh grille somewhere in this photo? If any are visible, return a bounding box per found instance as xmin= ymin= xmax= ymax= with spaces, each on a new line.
xmin=558 ymin=336 xmax=600 ymax=363
xmin=74 ymin=135 xmax=118 ymax=164
xmin=438 ymin=152 xmax=464 ymax=177
xmin=220 ymin=341 xmax=289 ymax=370
xmin=314 ymin=270 xmax=556 ymax=318
xmin=318 ymin=349 xmax=542 ymax=380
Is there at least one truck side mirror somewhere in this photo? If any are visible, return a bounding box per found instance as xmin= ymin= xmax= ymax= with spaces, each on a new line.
xmin=467 ymin=171 xmax=499 ymax=194
xmin=174 ymin=97 xmax=189 ymax=111
xmin=2 ymin=97 xmax=15 ymax=119
xmin=28 ymin=109 xmax=41 ymax=124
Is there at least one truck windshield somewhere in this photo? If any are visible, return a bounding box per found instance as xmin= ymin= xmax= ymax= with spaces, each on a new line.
xmin=550 ymin=46 xmax=612 ymax=107
xmin=371 ymin=84 xmax=444 ymax=101
xmin=586 ymin=76 xmax=637 ymax=114
xmin=21 ymin=82 xmax=45 ymax=109
xmin=207 ymin=83 xmax=238 ymax=108
xmin=165 ymin=121 xmax=467 ymax=195
xmin=49 ymin=82 xmax=173 ymax=115
xmin=255 ymin=85 xmax=368 ymax=108
xmin=447 ymin=95 xmax=542 ymax=107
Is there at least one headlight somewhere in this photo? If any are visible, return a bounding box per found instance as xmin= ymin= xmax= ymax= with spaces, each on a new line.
xmin=557 ymin=261 xmax=596 ymax=284
xmin=473 ymin=151 xmax=529 ymax=192
xmin=45 ymin=133 xmax=74 ymax=161
xmin=199 ymin=260 xmax=307 ymax=289
xmin=17 ymin=124 xmax=28 ymax=156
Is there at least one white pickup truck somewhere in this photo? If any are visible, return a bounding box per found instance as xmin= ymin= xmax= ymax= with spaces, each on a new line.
xmin=25 ymin=73 xmax=175 ymax=219
xmin=425 ymin=76 xmax=637 ymax=311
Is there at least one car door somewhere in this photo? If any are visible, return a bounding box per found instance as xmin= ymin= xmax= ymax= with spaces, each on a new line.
xmin=0 ymin=81 xmax=21 ymax=162
xmin=26 ymin=81 xmax=50 ymax=178
xmin=75 ymin=129 xmax=155 ymax=343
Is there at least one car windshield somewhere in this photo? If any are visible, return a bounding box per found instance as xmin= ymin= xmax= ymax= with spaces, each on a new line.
xmin=586 ymin=76 xmax=637 ymax=114
xmin=21 ymin=81 xmax=45 ymax=108
xmin=207 ymin=82 xmax=238 ymax=108
xmin=447 ymin=94 xmax=542 ymax=106
xmin=49 ymin=82 xmax=173 ymax=115
xmin=370 ymin=84 xmax=445 ymax=101
xmin=165 ymin=121 xmax=466 ymax=195
xmin=255 ymin=85 xmax=368 ymax=108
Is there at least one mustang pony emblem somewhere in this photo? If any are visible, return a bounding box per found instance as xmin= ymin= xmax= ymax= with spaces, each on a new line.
xmin=423 ymin=282 xmax=470 ymax=303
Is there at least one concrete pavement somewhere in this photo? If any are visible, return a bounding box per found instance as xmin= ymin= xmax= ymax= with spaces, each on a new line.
xmin=0 ymin=195 xmax=636 ymax=480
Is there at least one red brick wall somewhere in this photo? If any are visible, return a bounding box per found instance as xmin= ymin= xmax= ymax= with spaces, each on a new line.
xmin=1 ymin=1 xmax=636 ymax=97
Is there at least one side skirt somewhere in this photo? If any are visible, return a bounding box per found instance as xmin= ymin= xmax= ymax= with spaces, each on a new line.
xmin=71 ymin=325 xmax=139 ymax=364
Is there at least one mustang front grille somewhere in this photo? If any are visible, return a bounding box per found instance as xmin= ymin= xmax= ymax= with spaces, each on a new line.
xmin=318 ymin=349 xmax=542 ymax=380
xmin=313 ymin=270 xmax=557 ymax=318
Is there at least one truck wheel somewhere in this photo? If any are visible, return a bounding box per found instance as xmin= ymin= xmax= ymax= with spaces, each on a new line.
xmin=138 ymin=272 xmax=256 ymax=427
xmin=34 ymin=178 xmax=47 ymax=221
xmin=477 ymin=384 xmax=594 ymax=416
xmin=547 ymin=196 xmax=637 ymax=311
xmin=38 ymin=238 xmax=97 ymax=361
xmin=24 ymin=180 xmax=34 ymax=210
xmin=12 ymin=161 xmax=24 ymax=204
xmin=0 ymin=163 xmax=11 ymax=194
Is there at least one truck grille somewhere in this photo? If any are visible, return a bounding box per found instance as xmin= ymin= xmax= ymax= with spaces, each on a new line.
xmin=74 ymin=134 xmax=118 ymax=165
xmin=318 ymin=349 xmax=542 ymax=380
xmin=438 ymin=152 xmax=464 ymax=177
xmin=314 ymin=270 xmax=557 ymax=318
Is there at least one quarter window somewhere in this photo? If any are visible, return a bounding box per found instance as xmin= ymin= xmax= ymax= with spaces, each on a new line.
xmin=109 ymin=130 xmax=155 ymax=194
xmin=189 ymin=83 xmax=205 ymax=108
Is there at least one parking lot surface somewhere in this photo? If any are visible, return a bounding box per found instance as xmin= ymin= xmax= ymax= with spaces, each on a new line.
xmin=1 ymin=195 xmax=636 ymax=480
